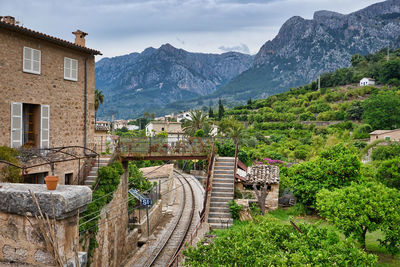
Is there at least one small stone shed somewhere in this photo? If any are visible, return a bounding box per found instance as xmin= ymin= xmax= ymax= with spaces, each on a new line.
xmin=245 ymin=165 xmax=280 ymax=211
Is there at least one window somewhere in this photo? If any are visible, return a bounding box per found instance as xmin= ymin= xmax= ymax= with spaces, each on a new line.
xmin=64 ymin=57 xmax=78 ymax=81
xmin=385 ymin=136 xmax=391 ymax=141
xmin=24 ymin=172 xmax=48 ymax=184
xmin=23 ymin=47 xmax=41 ymax=74
xmin=162 ymin=127 xmax=165 ymax=131
xmin=65 ymin=173 xmax=73 ymax=185
xmin=11 ymin=103 xmax=50 ymax=148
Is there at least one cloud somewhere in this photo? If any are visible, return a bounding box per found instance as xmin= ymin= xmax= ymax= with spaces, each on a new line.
xmin=219 ymin=44 xmax=250 ymax=54
xmin=0 ymin=0 xmax=383 ymax=58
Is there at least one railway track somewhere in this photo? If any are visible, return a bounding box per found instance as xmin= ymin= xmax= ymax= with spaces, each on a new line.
xmin=143 ymin=170 xmax=196 ymax=267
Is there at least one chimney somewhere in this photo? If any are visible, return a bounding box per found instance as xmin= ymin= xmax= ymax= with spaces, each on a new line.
xmin=1 ymin=16 xmax=16 ymax=25
xmin=72 ymin=29 xmax=88 ymax=47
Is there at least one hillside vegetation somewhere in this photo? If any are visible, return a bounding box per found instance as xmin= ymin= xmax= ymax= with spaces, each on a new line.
xmin=181 ymin=48 xmax=400 ymax=266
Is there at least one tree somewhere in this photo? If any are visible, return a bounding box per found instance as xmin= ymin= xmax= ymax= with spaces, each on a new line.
xmin=317 ymin=182 xmax=400 ymax=254
xmin=346 ymin=101 xmax=363 ymax=121
xmin=218 ymin=99 xmax=225 ymax=120
xmin=226 ymin=120 xmax=244 ymax=189
xmin=247 ymin=98 xmax=252 ymax=105
xmin=362 ymin=92 xmax=400 ymax=130
xmin=94 ymin=89 xmax=104 ymax=123
xmin=183 ymin=216 xmax=377 ymax=266
xmin=376 ymin=157 xmax=400 ymax=190
xmin=290 ymin=143 xmax=361 ymax=208
xmin=208 ymin=107 xmax=214 ymax=118
xmin=379 ymin=59 xmax=400 ymax=84
xmin=183 ymin=110 xmax=208 ymax=136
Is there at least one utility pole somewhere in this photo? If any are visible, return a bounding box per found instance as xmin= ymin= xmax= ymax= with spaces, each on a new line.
xmin=318 ymin=75 xmax=321 ymax=91
xmin=387 ymin=46 xmax=390 ymax=62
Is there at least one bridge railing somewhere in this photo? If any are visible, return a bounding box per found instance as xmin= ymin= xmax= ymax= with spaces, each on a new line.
xmin=117 ymin=136 xmax=215 ymax=158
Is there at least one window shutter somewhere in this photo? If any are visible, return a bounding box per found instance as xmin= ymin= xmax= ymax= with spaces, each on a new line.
xmin=23 ymin=47 xmax=32 ymax=72
xmin=64 ymin=57 xmax=71 ymax=79
xmin=32 ymin=49 xmax=41 ymax=74
xmin=11 ymin=102 xmax=23 ymax=148
xmin=40 ymin=105 xmax=50 ymax=149
xmin=71 ymin=59 xmax=78 ymax=80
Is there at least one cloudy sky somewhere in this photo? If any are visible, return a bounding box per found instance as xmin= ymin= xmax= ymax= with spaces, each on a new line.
xmin=1 ymin=0 xmax=383 ymax=58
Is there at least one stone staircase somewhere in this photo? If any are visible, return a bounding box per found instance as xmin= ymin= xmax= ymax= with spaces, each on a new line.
xmin=84 ymin=156 xmax=111 ymax=187
xmin=208 ymin=157 xmax=235 ymax=229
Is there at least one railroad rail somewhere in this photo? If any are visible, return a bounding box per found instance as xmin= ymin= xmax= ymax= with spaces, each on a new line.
xmin=144 ymin=170 xmax=196 ymax=267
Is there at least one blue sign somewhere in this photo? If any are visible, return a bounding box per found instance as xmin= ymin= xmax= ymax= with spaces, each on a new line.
xmin=128 ymin=188 xmax=146 ymax=201
xmin=141 ymin=198 xmax=152 ymax=206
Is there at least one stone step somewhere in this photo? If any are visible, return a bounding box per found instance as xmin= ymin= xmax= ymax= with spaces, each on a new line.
xmin=217 ymin=157 xmax=235 ymax=161
xmin=214 ymin=166 xmax=234 ymax=171
xmin=89 ymin=171 xmax=97 ymax=176
xmin=214 ymin=170 xmax=233 ymax=177
xmin=209 ymin=212 xmax=231 ymax=218
xmin=215 ymin=161 xmax=234 ymax=166
xmin=211 ymin=192 xmax=234 ymax=198
xmin=209 ymin=222 xmax=232 ymax=229
xmin=210 ymin=207 xmax=230 ymax=213
xmin=211 ymin=196 xmax=233 ymax=203
xmin=212 ymin=185 xmax=234 ymax=190
xmin=84 ymin=180 xmax=95 ymax=185
xmin=213 ymin=179 xmax=234 ymax=184
xmin=208 ymin=217 xmax=233 ymax=224
xmin=211 ymin=187 xmax=233 ymax=193
xmin=210 ymin=203 xmax=229 ymax=208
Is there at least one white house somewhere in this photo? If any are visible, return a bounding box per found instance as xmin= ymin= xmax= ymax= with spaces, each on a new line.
xmin=360 ymin=78 xmax=375 ymax=86
xmin=145 ymin=121 xmax=184 ymax=143
xmin=126 ymin=125 xmax=139 ymax=131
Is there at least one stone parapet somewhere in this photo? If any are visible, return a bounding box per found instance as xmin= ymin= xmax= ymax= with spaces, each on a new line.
xmin=0 ymin=183 xmax=92 ymax=266
xmin=0 ymin=183 xmax=92 ymax=219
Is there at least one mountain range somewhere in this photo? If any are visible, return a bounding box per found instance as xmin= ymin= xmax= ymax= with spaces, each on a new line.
xmin=96 ymin=0 xmax=400 ymax=119
xmin=95 ymin=44 xmax=252 ymax=119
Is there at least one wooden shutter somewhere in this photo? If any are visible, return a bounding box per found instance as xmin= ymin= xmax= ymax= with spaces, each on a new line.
xmin=40 ymin=105 xmax=50 ymax=149
xmin=71 ymin=59 xmax=78 ymax=81
xmin=11 ymin=102 xmax=23 ymax=148
xmin=23 ymin=47 xmax=32 ymax=72
xmin=23 ymin=47 xmax=41 ymax=74
xmin=64 ymin=57 xmax=71 ymax=79
xmin=32 ymin=49 xmax=41 ymax=74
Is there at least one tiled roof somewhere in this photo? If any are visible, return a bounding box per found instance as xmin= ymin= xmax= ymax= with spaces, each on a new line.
xmin=0 ymin=21 xmax=101 ymax=55
xmin=370 ymin=129 xmax=400 ymax=135
xmin=246 ymin=165 xmax=279 ymax=185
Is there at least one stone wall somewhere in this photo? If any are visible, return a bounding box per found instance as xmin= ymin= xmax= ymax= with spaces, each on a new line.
xmin=91 ymin=166 xmax=139 ymax=267
xmin=265 ymin=184 xmax=279 ymax=211
xmin=0 ymin=183 xmax=91 ymax=266
xmin=133 ymin=200 xmax=163 ymax=238
xmin=0 ymin=27 xmax=97 ymax=184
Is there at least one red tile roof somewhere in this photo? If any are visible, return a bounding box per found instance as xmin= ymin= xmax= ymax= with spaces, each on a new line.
xmin=0 ymin=21 xmax=101 ymax=55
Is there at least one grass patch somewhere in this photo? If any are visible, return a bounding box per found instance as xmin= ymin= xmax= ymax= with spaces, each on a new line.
xmin=268 ymin=207 xmax=400 ymax=266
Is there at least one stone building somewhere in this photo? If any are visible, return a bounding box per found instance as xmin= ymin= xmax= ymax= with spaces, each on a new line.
xmin=369 ymin=129 xmax=400 ymax=142
xmin=145 ymin=121 xmax=184 ymax=143
xmin=0 ymin=16 xmax=101 ymax=184
xmin=246 ymin=165 xmax=280 ymax=211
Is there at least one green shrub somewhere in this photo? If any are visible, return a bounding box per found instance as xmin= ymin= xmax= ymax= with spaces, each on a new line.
xmin=376 ymin=157 xmax=400 ymax=190
xmin=290 ymin=144 xmax=361 ymax=208
xmin=371 ymin=142 xmax=400 ymax=161
xmin=317 ymin=182 xmax=400 ymax=254
xmin=228 ymin=200 xmax=243 ymax=220
xmin=0 ymin=146 xmax=22 ymax=183
xmin=183 ymin=216 xmax=377 ymax=266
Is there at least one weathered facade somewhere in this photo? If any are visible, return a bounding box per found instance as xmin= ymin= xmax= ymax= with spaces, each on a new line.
xmin=0 ymin=17 xmax=101 ymax=184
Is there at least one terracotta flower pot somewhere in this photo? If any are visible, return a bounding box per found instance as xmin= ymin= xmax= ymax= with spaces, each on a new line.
xmin=44 ymin=176 xmax=59 ymax=190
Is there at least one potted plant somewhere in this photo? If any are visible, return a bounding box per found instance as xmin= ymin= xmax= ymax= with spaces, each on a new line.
xmin=44 ymin=175 xmax=59 ymax=190
xmin=44 ymin=163 xmax=59 ymax=190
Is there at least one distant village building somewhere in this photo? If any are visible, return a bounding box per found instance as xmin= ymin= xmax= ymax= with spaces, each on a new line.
xmin=95 ymin=120 xmax=110 ymax=131
xmin=369 ymin=129 xmax=400 ymax=142
xmin=113 ymin=119 xmax=128 ymax=129
xmin=126 ymin=125 xmax=139 ymax=131
xmin=177 ymin=111 xmax=192 ymax=122
xmin=145 ymin=121 xmax=184 ymax=143
xmin=360 ymin=78 xmax=375 ymax=86
xmin=0 ymin=16 xmax=101 ymax=184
